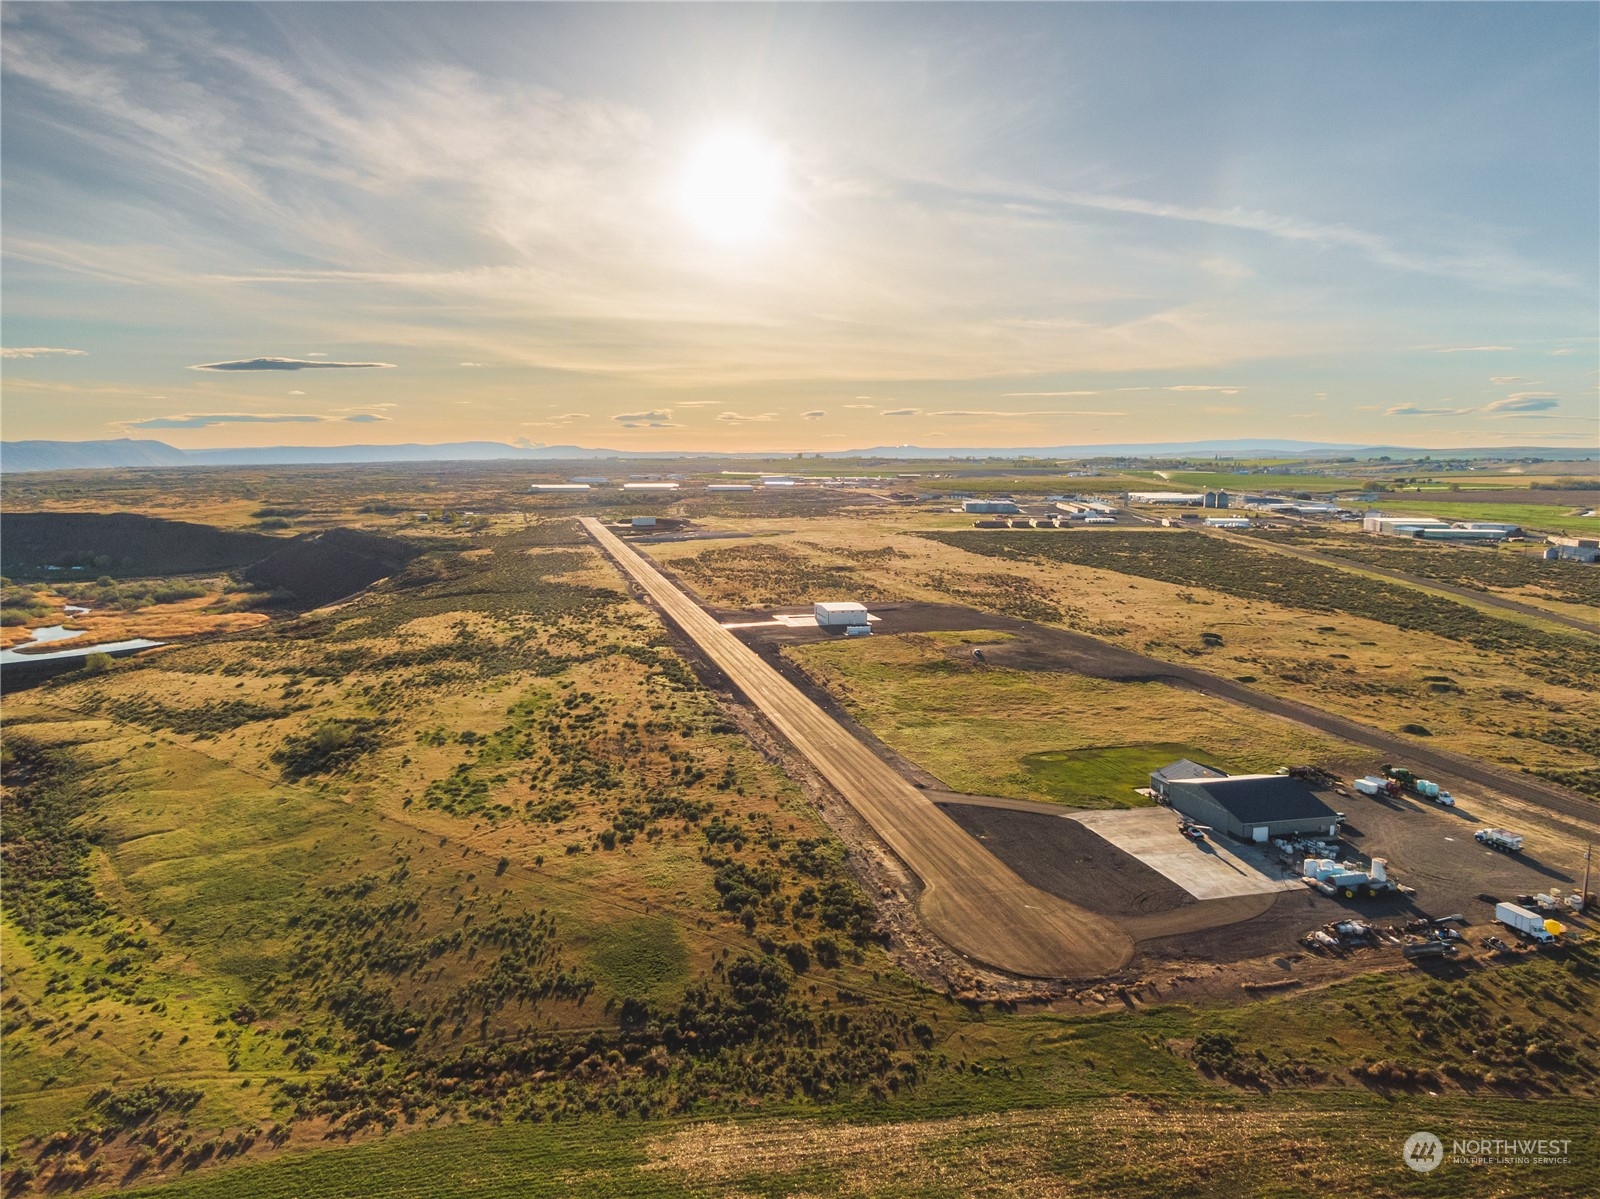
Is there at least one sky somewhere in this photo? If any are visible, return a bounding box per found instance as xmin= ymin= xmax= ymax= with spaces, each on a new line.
xmin=2 ymin=2 xmax=1596 ymax=453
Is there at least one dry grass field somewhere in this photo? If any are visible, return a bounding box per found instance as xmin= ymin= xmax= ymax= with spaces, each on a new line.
xmin=649 ymin=521 xmax=1600 ymax=799
xmin=5 ymin=486 xmax=1599 ymax=1199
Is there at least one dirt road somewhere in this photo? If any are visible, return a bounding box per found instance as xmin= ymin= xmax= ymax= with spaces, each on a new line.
xmin=731 ymin=599 xmax=1596 ymax=829
xmin=579 ymin=518 xmax=1133 ymax=979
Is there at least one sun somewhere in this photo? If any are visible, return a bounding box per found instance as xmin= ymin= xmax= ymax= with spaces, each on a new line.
xmin=678 ymin=131 xmax=784 ymax=244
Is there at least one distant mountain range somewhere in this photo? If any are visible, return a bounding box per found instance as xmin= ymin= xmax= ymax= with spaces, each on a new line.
xmin=1 ymin=436 xmax=1594 ymax=473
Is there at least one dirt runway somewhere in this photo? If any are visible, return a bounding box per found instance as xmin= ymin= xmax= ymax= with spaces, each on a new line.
xmin=580 ymin=518 xmax=1134 ymax=979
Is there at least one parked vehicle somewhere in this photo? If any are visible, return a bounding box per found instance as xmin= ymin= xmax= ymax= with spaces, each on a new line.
xmin=1354 ymin=775 xmax=1392 ymax=797
xmin=1495 ymin=902 xmax=1559 ymax=943
xmin=1377 ymin=765 xmax=1455 ymax=805
xmin=1476 ymin=828 xmax=1525 ymax=853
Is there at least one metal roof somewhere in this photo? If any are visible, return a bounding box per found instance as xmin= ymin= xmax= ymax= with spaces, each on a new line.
xmin=1173 ymin=774 xmax=1337 ymax=825
xmin=1152 ymin=759 xmax=1227 ymax=784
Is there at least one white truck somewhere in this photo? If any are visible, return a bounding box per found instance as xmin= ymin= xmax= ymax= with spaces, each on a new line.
xmin=1476 ymin=828 xmax=1524 ymax=854
xmin=1414 ymin=779 xmax=1454 ymax=805
xmin=1495 ymin=902 xmax=1558 ymax=944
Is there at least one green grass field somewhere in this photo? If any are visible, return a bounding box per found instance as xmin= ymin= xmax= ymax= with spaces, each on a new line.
xmin=785 ymin=630 xmax=1354 ymax=807
xmin=1374 ymin=500 xmax=1600 ymax=537
xmin=1138 ymin=471 xmax=1368 ymax=493
xmin=1020 ymin=744 xmax=1220 ymax=807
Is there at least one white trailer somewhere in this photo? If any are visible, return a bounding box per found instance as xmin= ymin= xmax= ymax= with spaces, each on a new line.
xmin=1495 ymin=902 xmax=1557 ymax=943
xmin=1476 ymin=828 xmax=1524 ymax=853
xmin=1354 ymin=776 xmax=1390 ymax=796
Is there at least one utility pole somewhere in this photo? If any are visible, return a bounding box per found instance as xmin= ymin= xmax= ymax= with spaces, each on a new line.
xmin=1582 ymin=842 xmax=1593 ymax=911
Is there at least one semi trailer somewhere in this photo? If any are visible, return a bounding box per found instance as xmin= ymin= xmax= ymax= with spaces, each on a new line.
xmin=1476 ymin=828 xmax=1525 ymax=854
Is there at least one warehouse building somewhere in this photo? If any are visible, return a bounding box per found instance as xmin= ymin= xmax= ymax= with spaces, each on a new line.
xmin=1414 ymin=526 xmax=1507 ymax=543
xmin=1204 ymin=516 xmax=1252 ymax=529
xmin=813 ymin=601 xmax=869 ymax=629
xmin=706 ymin=483 xmax=754 ymax=492
xmin=1547 ymin=537 xmax=1600 ymax=563
xmin=1128 ymin=491 xmax=1203 ymax=505
xmin=529 ymin=483 xmax=591 ymax=492
xmin=1160 ymin=772 xmax=1341 ymax=842
xmin=1362 ymin=514 xmax=1447 ymax=535
xmin=963 ymin=499 xmax=1021 ymax=514
xmin=1149 ymin=759 xmax=1227 ymax=800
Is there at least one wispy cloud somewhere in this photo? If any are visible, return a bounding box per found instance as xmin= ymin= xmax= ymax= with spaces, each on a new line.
xmin=459 ymin=361 xmax=484 ymax=367
xmin=1049 ymin=192 xmax=1571 ymax=288
xmin=716 ymin=411 xmax=779 ymax=423
xmin=929 ymin=408 xmax=1125 ymax=418
xmin=674 ymin=400 xmax=721 ymax=408
xmin=123 ymin=411 xmax=387 ymax=429
xmin=189 ymin=356 xmax=396 ymax=372
xmin=843 ymin=403 xmax=876 ymax=410
xmin=1488 ymin=376 xmax=1532 ymax=385
xmin=1000 ymin=390 xmax=1099 ymax=397
xmin=1 ymin=346 xmax=87 ymax=359
xmin=1427 ymin=345 xmax=1515 ymax=354
xmin=1386 ymin=392 xmax=1563 ymax=418
xmin=882 ymin=408 xmax=921 ymax=417
xmin=612 ymin=408 xmax=674 ymax=428
xmin=522 ymin=412 xmax=589 ymax=427
xmin=1166 ymin=385 xmax=1241 ymax=393
xmin=801 ymin=410 xmax=826 ymax=420
xmin=1484 ymin=394 xmax=1560 ymax=413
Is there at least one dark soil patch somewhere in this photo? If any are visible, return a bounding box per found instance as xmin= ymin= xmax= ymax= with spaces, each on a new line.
xmin=937 ymin=802 xmax=1194 ymax=917
xmin=243 ymin=527 xmax=421 ymax=608
xmin=0 ymin=511 xmax=277 ymax=578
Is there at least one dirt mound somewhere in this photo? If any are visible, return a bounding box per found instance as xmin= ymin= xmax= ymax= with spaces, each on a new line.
xmin=242 ymin=527 xmax=420 ymax=607
xmin=0 ymin=511 xmax=278 ymax=578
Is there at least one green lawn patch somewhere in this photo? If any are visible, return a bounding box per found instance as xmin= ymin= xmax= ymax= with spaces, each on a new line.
xmin=1019 ymin=743 xmax=1219 ymax=808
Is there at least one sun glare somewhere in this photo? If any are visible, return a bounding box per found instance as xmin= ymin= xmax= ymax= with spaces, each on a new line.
xmin=678 ymin=130 xmax=784 ymax=244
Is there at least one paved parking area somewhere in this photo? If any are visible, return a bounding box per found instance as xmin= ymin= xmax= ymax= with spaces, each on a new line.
xmin=1071 ymin=808 xmax=1303 ymax=901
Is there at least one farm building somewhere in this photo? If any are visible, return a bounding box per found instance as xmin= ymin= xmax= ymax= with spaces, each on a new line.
xmin=963 ymin=499 xmax=1021 ymax=514
xmin=813 ymin=601 xmax=869 ymax=628
xmin=622 ymin=482 xmax=678 ymax=491
xmin=1547 ymin=537 xmax=1600 ymax=563
xmin=1204 ymin=517 xmax=1252 ymax=529
xmin=1413 ymin=527 xmax=1507 ymax=543
xmin=1362 ymin=515 xmax=1447 ymax=535
xmin=1163 ymin=774 xmax=1341 ymax=842
xmin=528 ymin=483 xmax=591 ymax=492
xmin=1149 ymin=759 xmax=1227 ymax=799
xmin=706 ymin=483 xmax=754 ymax=492
xmin=629 ymin=516 xmax=657 ymax=528
xmin=1202 ymin=491 xmax=1230 ymax=508
xmin=1128 ymin=491 xmax=1203 ymax=505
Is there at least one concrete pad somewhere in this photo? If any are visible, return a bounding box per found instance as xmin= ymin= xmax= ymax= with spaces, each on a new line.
xmin=1070 ymin=808 xmax=1301 ymax=901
